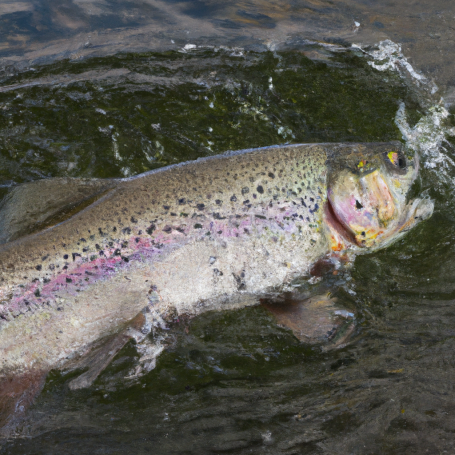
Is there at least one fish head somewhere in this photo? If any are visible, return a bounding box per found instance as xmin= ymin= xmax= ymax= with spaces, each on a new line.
xmin=325 ymin=142 xmax=433 ymax=251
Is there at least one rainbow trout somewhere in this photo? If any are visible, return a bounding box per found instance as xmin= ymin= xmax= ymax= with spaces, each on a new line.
xmin=0 ymin=142 xmax=432 ymax=384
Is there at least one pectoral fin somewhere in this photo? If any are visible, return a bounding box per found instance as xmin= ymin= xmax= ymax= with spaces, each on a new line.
xmin=65 ymin=312 xmax=146 ymax=390
xmin=261 ymin=293 xmax=355 ymax=348
xmin=0 ymin=177 xmax=118 ymax=244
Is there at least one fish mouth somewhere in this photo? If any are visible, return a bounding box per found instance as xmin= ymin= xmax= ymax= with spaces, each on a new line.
xmin=324 ymin=196 xmax=434 ymax=251
xmin=324 ymin=199 xmax=358 ymax=250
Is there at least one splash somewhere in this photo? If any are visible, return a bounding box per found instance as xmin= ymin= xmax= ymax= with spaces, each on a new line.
xmin=352 ymin=40 xmax=438 ymax=95
xmin=354 ymin=39 xmax=455 ymax=184
xmin=395 ymin=103 xmax=455 ymax=173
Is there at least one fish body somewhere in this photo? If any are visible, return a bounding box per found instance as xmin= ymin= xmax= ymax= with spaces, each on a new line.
xmin=0 ymin=142 xmax=432 ymax=377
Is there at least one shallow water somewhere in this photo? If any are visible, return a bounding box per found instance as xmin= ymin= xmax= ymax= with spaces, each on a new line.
xmin=2 ymin=0 xmax=455 ymax=99
xmin=1 ymin=40 xmax=455 ymax=455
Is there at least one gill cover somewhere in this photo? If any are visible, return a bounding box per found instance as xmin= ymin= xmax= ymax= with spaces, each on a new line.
xmin=326 ymin=142 xmax=433 ymax=250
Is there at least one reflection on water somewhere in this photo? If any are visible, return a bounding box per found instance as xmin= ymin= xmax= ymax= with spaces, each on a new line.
xmin=1 ymin=45 xmax=455 ymax=453
xmin=1 ymin=0 xmax=455 ymax=98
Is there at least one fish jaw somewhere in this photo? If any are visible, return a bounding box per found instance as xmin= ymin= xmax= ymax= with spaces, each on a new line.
xmin=326 ymin=146 xmax=431 ymax=250
xmin=367 ymin=196 xmax=434 ymax=251
xmin=322 ymin=200 xmax=356 ymax=254
xmin=327 ymin=174 xmax=433 ymax=250
xmin=327 ymin=169 xmax=398 ymax=247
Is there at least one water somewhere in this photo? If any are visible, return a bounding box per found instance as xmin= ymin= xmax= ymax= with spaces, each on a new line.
xmin=1 ymin=20 xmax=455 ymax=455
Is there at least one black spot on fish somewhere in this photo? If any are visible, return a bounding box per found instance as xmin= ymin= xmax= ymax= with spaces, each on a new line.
xmin=35 ymin=265 xmax=42 ymax=271
xmin=232 ymin=272 xmax=246 ymax=290
xmin=34 ymin=289 xmax=40 ymax=297
xmin=213 ymin=268 xmax=223 ymax=276
xmin=176 ymin=227 xmax=185 ymax=233
xmin=114 ymin=249 xmax=121 ymax=256
xmin=213 ymin=213 xmax=226 ymax=220
xmin=131 ymin=216 xmax=138 ymax=223
xmin=90 ymin=255 xmax=97 ymax=261
xmin=82 ymin=247 xmax=88 ymax=253
xmin=163 ymin=206 xmax=170 ymax=211
xmin=242 ymin=187 xmax=249 ymax=195
xmin=217 ymin=230 xmax=223 ymax=234
xmin=42 ymin=255 xmax=49 ymax=261
xmin=310 ymin=197 xmax=314 ymax=202
xmin=122 ymin=227 xmax=131 ymax=235
xmin=268 ymin=172 xmax=275 ymax=179
xmin=171 ymin=212 xmax=177 ymax=216
xmin=63 ymin=254 xmax=69 ymax=260
xmin=146 ymin=224 xmax=156 ymax=235
xmin=63 ymin=265 xmax=68 ymax=270
xmin=122 ymin=257 xmax=129 ymax=262
xmin=99 ymin=251 xmax=104 ymax=256
xmin=178 ymin=198 xmax=186 ymax=205
xmin=163 ymin=226 xmax=172 ymax=233
xmin=49 ymin=264 xmax=55 ymax=271
xmin=72 ymin=253 xmax=81 ymax=261
xmin=309 ymin=204 xmax=319 ymax=214
xmin=356 ymin=200 xmax=363 ymax=210
xmin=135 ymin=238 xmax=140 ymax=243
xmin=255 ymin=215 xmax=266 ymax=219
xmin=215 ymin=199 xmax=222 ymax=206
xmin=194 ymin=223 xmax=203 ymax=229
xmin=66 ymin=278 xmax=72 ymax=283
xmin=197 ymin=203 xmax=205 ymax=211
xmin=257 ymin=185 xmax=264 ymax=194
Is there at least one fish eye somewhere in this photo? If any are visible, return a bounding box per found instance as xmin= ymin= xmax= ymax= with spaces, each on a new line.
xmin=385 ymin=151 xmax=406 ymax=169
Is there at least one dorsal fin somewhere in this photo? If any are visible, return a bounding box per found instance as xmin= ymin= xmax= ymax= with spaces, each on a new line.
xmin=0 ymin=178 xmax=119 ymax=244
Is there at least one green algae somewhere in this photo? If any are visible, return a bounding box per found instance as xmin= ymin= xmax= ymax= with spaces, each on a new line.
xmin=0 ymin=48 xmax=422 ymax=190
xmin=2 ymin=47 xmax=448 ymax=453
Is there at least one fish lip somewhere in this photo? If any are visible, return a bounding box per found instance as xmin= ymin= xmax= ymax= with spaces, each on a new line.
xmin=324 ymin=199 xmax=359 ymax=247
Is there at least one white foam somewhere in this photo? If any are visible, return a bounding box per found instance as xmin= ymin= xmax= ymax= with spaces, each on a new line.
xmin=354 ymin=40 xmax=455 ymax=183
xmin=352 ymin=40 xmax=438 ymax=94
xmin=395 ymin=102 xmax=454 ymax=166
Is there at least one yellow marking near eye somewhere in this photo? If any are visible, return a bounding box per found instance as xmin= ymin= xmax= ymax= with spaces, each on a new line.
xmin=387 ymin=151 xmax=399 ymax=165
xmin=357 ymin=160 xmax=366 ymax=168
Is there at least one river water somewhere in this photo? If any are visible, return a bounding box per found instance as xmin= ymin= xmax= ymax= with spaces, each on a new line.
xmin=1 ymin=1 xmax=455 ymax=454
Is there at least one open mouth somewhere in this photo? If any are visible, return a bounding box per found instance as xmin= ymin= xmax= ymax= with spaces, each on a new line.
xmin=324 ymin=198 xmax=359 ymax=247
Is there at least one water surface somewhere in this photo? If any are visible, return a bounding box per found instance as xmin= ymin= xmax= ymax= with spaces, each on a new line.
xmin=0 ymin=44 xmax=454 ymax=453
